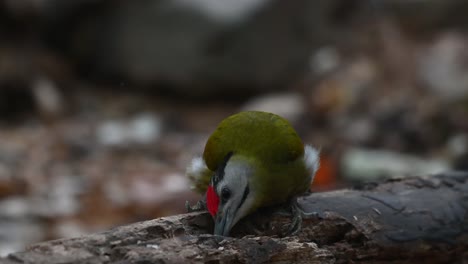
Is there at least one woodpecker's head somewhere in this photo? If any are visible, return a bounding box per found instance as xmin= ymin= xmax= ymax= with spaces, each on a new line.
xmin=206 ymin=153 xmax=257 ymax=236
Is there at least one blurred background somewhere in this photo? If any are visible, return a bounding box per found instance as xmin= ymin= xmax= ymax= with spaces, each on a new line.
xmin=0 ymin=0 xmax=467 ymax=256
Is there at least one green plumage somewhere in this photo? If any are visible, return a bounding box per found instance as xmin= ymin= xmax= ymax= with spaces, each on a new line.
xmin=203 ymin=111 xmax=304 ymax=171
xmin=193 ymin=111 xmax=311 ymax=211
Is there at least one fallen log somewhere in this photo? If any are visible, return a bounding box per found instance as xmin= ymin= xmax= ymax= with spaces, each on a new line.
xmin=3 ymin=172 xmax=468 ymax=264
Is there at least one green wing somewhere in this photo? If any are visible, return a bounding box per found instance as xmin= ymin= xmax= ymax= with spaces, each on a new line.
xmin=203 ymin=111 xmax=304 ymax=171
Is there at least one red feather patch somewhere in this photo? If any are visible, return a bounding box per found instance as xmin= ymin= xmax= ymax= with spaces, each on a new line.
xmin=206 ymin=185 xmax=219 ymax=217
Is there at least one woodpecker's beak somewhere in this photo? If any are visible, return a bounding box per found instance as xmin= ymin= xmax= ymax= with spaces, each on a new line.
xmin=214 ymin=208 xmax=234 ymax=236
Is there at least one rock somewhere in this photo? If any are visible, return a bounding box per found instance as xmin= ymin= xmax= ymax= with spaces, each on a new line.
xmin=418 ymin=33 xmax=468 ymax=101
xmin=96 ymin=113 xmax=162 ymax=147
xmin=0 ymin=219 xmax=45 ymax=257
xmin=341 ymin=148 xmax=450 ymax=182
xmin=309 ymin=46 xmax=340 ymax=75
xmin=31 ymin=174 xmax=84 ymax=217
xmin=42 ymin=0 xmax=338 ymax=96
xmin=32 ymin=77 xmax=64 ymax=119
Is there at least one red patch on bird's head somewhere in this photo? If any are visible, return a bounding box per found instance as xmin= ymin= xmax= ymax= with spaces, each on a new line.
xmin=206 ymin=185 xmax=219 ymax=217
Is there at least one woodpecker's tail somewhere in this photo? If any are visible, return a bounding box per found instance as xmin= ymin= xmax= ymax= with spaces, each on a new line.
xmin=186 ymin=157 xmax=213 ymax=194
xmin=304 ymin=145 xmax=320 ymax=183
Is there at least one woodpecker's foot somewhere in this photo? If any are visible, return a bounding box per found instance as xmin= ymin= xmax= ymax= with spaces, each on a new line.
xmin=284 ymin=199 xmax=319 ymax=236
xmin=185 ymin=199 xmax=207 ymax=213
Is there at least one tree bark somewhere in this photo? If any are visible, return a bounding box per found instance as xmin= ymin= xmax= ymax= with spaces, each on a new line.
xmin=3 ymin=172 xmax=468 ymax=264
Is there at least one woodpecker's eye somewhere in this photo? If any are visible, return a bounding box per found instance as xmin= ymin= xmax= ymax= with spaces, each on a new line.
xmin=221 ymin=187 xmax=231 ymax=203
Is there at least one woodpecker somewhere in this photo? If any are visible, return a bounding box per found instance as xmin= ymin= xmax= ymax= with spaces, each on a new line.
xmin=187 ymin=111 xmax=319 ymax=236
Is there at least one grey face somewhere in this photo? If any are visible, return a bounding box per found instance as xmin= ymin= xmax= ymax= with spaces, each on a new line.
xmin=213 ymin=157 xmax=254 ymax=236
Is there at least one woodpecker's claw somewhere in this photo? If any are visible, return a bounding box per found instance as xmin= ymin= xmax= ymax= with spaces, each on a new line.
xmin=185 ymin=199 xmax=207 ymax=213
xmin=285 ymin=198 xmax=319 ymax=236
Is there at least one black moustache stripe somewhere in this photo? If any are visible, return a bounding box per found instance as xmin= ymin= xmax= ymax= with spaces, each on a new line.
xmin=235 ymin=184 xmax=250 ymax=213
